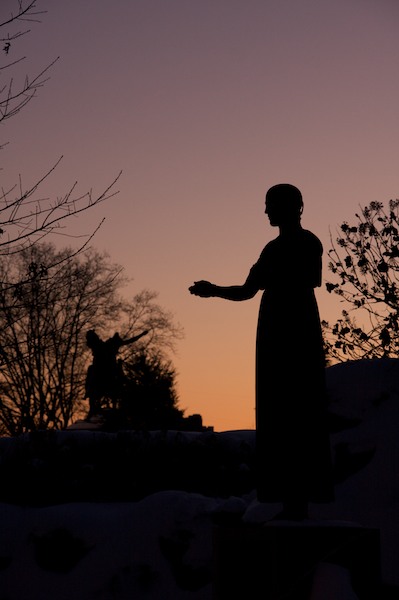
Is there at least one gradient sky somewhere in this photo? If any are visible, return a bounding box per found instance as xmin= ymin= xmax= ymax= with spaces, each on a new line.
xmin=2 ymin=0 xmax=399 ymax=431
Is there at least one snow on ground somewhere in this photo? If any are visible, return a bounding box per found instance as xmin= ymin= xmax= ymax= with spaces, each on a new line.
xmin=0 ymin=358 xmax=398 ymax=599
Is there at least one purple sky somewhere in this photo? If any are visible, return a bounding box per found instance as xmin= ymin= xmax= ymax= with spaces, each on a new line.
xmin=2 ymin=0 xmax=399 ymax=431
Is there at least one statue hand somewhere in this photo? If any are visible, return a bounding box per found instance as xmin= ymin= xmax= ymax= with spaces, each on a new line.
xmin=189 ymin=280 xmax=215 ymax=297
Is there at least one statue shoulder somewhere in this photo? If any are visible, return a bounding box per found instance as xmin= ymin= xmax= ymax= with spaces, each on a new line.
xmin=302 ymin=229 xmax=323 ymax=254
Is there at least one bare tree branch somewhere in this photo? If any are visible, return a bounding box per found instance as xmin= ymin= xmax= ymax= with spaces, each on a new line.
xmin=0 ymin=57 xmax=59 ymax=124
xmin=0 ymin=1 xmax=45 ymax=29
xmin=0 ymin=3 xmax=122 ymax=265
xmin=0 ymin=159 xmax=122 ymax=255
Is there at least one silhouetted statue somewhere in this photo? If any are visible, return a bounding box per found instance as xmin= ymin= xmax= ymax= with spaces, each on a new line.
xmin=85 ymin=329 xmax=149 ymax=417
xmin=189 ymin=183 xmax=334 ymax=520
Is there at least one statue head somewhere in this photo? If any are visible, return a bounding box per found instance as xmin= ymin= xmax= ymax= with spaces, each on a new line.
xmin=86 ymin=329 xmax=101 ymax=348
xmin=265 ymin=183 xmax=303 ymax=226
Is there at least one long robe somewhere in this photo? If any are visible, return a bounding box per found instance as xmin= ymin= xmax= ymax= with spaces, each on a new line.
xmin=247 ymin=228 xmax=334 ymax=503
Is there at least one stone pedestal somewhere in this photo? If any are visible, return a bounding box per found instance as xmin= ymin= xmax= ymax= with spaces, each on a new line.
xmin=212 ymin=521 xmax=381 ymax=599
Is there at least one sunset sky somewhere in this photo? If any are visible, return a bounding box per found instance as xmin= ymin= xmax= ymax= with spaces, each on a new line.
xmin=1 ymin=0 xmax=399 ymax=431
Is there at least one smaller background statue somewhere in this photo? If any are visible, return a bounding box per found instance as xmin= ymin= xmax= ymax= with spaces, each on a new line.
xmin=85 ymin=329 xmax=148 ymax=417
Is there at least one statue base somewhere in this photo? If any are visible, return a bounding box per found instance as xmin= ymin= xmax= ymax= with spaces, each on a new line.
xmin=212 ymin=520 xmax=381 ymax=599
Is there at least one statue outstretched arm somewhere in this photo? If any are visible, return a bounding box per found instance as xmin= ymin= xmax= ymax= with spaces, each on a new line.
xmin=189 ymin=279 xmax=258 ymax=301
xmin=122 ymin=330 xmax=149 ymax=346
